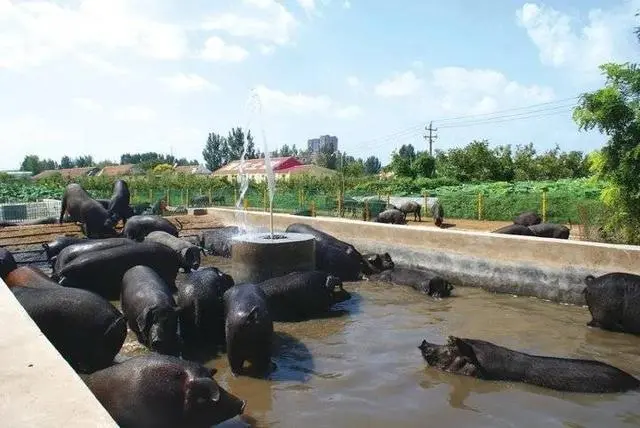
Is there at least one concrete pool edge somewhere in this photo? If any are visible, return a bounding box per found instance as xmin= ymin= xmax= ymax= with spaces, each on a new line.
xmin=206 ymin=208 xmax=640 ymax=305
xmin=0 ymin=280 xmax=117 ymax=427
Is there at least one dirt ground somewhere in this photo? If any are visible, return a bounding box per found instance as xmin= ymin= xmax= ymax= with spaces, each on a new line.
xmin=0 ymin=213 xmax=224 ymax=251
xmin=0 ymin=213 xmax=583 ymax=251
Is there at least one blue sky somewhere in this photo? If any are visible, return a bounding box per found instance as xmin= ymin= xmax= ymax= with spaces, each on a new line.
xmin=1 ymin=0 xmax=639 ymax=170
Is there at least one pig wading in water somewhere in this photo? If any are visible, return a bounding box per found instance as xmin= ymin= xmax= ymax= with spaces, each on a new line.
xmin=583 ymin=273 xmax=640 ymax=335
xmin=82 ymin=354 xmax=246 ymax=428
xmin=419 ymin=336 xmax=640 ymax=393
xmin=257 ymin=270 xmax=350 ymax=321
xmin=223 ymin=284 xmax=273 ymax=377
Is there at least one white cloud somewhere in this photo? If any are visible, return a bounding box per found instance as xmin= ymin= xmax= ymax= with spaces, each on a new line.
xmin=158 ymin=73 xmax=218 ymax=93
xmin=335 ymin=105 xmax=363 ymax=119
xmin=343 ymin=1 xmax=352 ymax=9
xmin=259 ymin=44 xmax=276 ymax=55
xmin=428 ymin=67 xmax=555 ymax=115
xmin=200 ymin=37 xmax=249 ymax=62
xmin=72 ymin=97 xmax=103 ymax=112
xmin=113 ymin=106 xmax=156 ymax=122
xmin=411 ymin=60 xmax=424 ymax=70
xmin=202 ymin=0 xmax=298 ymax=46
xmin=374 ymin=71 xmax=424 ymax=97
xmin=76 ymin=54 xmax=130 ymax=76
xmin=297 ymin=0 xmax=317 ymax=14
xmin=0 ymin=0 xmax=188 ymax=70
xmin=346 ymin=76 xmax=361 ymax=87
xmin=516 ymin=2 xmax=640 ymax=78
xmin=254 ymin=85 xmax=362 ymax=119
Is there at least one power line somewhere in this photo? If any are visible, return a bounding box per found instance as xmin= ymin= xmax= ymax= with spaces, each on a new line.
xmin=432 ymin=96 xmax=580 ymax=124
xmin=438 ymin=107 xmax=574 ymax=129
xmin=343 ymin=95 xmax=581 ymax=154
xmin=438 ymin=104 xmax=576 ymax=129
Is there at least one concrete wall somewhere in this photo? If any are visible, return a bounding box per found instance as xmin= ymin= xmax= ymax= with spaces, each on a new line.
xmin=207 ymin=208 xmax=640 ymax=305
xmin=0 ymin=281 xmax=117 ymax=427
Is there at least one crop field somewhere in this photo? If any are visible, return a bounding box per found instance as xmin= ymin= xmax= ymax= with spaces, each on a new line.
xmin=0 ymin=176 xmax=606 ymax=224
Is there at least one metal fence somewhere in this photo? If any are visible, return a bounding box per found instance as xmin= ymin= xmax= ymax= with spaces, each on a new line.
xmin=0 ymin=199 xmax=61 ymax=223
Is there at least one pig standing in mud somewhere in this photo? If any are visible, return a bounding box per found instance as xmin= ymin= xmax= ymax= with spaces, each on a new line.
xmin=201 ymin=226 xmax=240 ymax=258
xmin=52 ymin=237 xmax=135 ymax=278
xmin=82 ymin=354 xmax=246 ymax=428
xmin=285 ymin=223 xmax=373 ymax=281
xmin=419 ymin=335 xmax=640 ymax=393
xmin=224 ymin=284 xmax=273 ymax=377
xmin=176 ymin=267 xmax=235 ymax=348
xmin=257 ymin=270 xmax=350 ymax=321
xmin=372 ymin=208 xmax=407 ymax=225
xmin=121 ymin=265 xmax=182 ymax=356
xmin=0 ymin=247 xmax=17 ymax=279
xmin=145 ymin=230 xmax=202 ymax=273
xmin=583 ymin=272 xmax=640 ymax=335
xmin=42 ymin=236 xmax=87 ymax=265
xmin=123 ymin=215 xmax=181 ymax=241
xmin=59 ymin=183 xmax=118 ymax=238
xmin=56 ymin=241 xmax=180 ymax=300
xmin=12 ymin=286 xmax=127 ymax=373
xmin=107 ymin=179 xmax=135 ymax=226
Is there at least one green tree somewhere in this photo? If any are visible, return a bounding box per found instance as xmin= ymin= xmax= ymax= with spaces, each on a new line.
xmin=225 ymin=127 xmax=256 ymax=161
xmin=20 ymin=155 xmax=44 ymax=174
xmin=412 ymin=152 xmax=436 ymax=178
xmin=364 ymin=156 xmax=381 ymax=175
xmin=202 ymin=132 xmax=225 ymax=172
xmin=74 ymin=155 xmax=94 ymax=167
xmin=389 ymin=149 xmax=415 ymax=178
xmin=573 ymin=61 xmax=640 ymax=243
xmin=315 ymin=143 xmax=339 ymax=169
xmin=60 ymin=156 xmax=73 ymax=169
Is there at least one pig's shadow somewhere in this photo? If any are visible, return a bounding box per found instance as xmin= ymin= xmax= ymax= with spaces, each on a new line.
xmin=269 ymin=331 xmax=315 ymax=383
xmin=181 ymin=341 xmax=224 ymax=363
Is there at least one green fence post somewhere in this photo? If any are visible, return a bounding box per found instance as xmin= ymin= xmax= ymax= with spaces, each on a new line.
xmin=542 ymin=188 xmax=548 ymax=222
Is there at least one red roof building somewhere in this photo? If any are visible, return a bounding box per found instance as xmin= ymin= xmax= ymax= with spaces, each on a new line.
xmin=212 ymin=157 xmax=303 ymax=180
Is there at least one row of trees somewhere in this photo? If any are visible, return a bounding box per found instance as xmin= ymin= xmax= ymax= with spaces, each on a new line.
xmin=19 ymin=153 xmax=199 ymax=175
xmin=383 ymin=141 xmax=590 ymax=182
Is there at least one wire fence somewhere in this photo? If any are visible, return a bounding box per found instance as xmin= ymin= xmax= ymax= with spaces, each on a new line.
xmin=0 ymin=186 xmax=603 ymax=225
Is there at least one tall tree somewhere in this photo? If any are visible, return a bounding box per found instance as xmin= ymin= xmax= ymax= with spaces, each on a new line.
xmin=74 ymin=155 xmax=94 ymax=167
xmin=573 ymin=60 xmax=640 ymax=243
xmin=60 ymin=156 xmax=73 ymax=169
xmin=364 ymin=156 xmax=381 ymax=175
xmin=225 ymin=127 xmax=256 ymax=161
xmin=20 ymin=155 xmax=43 ymax=174
xmin=315 ymin=143 xmax=339 ymax=169
xmin=412 ymin=152 xmax=436 ymax=178
xmin=202 ymin=132 xmax=225 ymax=172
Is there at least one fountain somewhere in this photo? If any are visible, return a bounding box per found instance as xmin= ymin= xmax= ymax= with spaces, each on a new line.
xmin=230 ymin=90 xmax=316 ymax=284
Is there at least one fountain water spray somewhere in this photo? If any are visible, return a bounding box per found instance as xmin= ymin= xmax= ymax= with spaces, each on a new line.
xmin=229 ymin=89 xmax=316 ymax=284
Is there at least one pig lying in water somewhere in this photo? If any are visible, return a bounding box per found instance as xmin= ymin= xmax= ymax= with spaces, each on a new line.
xmin=369 ymin=267 xmax=453 ymax=298
xmin=419 ymin=336 xmax=640 ymax=393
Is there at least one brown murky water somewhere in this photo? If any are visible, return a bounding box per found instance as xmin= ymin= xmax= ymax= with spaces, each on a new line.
xmin=120 ymin=256 xmax=640 ymax=428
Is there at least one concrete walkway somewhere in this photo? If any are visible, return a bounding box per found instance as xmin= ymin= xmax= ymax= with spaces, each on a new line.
xmin=0 ymin=281 xmax=117 ymax=427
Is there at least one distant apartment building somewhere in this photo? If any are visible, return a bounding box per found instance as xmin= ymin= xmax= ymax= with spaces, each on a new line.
xmin=307 ymin=135 xmax=338 ymax=154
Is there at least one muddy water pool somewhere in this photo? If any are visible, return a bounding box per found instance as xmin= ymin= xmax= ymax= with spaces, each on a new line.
xmin=114 ymin=256 xmax=640 ymax=428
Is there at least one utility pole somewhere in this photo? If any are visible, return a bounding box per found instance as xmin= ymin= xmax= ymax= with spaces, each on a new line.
xmin=424 ymin=121 xmax=438 ymax=156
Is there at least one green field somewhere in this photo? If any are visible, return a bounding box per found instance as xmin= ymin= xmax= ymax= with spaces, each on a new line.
xmin=0 ymin=175 xmax=606 ymax=224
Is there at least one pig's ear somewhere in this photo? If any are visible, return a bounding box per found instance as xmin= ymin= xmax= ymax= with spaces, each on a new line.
xmin=584 ymin=275 xmax=596 ymax=284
